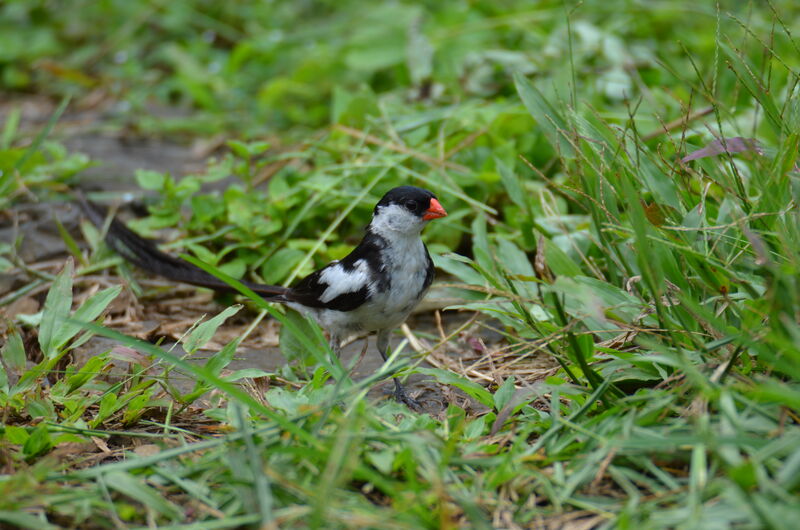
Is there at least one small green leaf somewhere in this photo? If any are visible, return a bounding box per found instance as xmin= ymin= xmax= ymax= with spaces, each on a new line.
xmin=279 ymin=309 xmax=323 ymax=363
xmin=1 ymin=331 xmax=26 ymax=373
xmin=54 ymin=215 xmax=87 ymax=266
xmin=122 ymin=388 xmax=153 ymax=424
xmin=493 ymin=375 xmax=516 ymax=411
xmin=0 ymin=510 xmax=58 ymax=530
xmin=729 ymin=460 xmax=758 ymax=490
xmin=226 ymin=139 xmax=250 ymax=159
xmin=247 ymin=141 xmax=270 ymax=156
xmin=65 ymin=353 xmax=110 ymax=394
xmin=4 ymin=425 xmax=28 ymax=444
xmin=416 ymin=367 xmax=493 ymax=407
xmin=26 ymin=397 xmax=56 ymax=420
xmin=205 ymin=338 xmax=240 ymax=377
xmin=495 ymin=158 xmax=527 ymax=211
xmin=260 ymin=248 xmax=305 ymax=285
xmin=224 ymin=368 xmax=271 ymax=381
xmin=135 ymin=169 xmax=168 ymax=190
xmin=218 ymin=258 xmax=247 ymax=279
xmin=1 ymin=106 xmax=21 ymax=150
xmin=496 ymin=239 xmax=534 ymax=277
xmin=106 ymin=471 xmax=184 ymax=521
xmin=54 ymin=285 xmax=122 ymax=352
xmin=183 ymin=305 xmax=241 ymax=354
xmin=514 ymin=71 xmax=574 ymax=157
xmin=543 ymin=239 xmax=581 ymax=277
xmin=433 ymin=253 xmax=486 ymax=286
xmin=471 ymin=214 xmax=494 ymax=274
xmin=93 ymin=392 xmax=118 ymax=426
xmin=39 ymin=258 xmax=74 ymax=358
xmin=23 ymin=424 xmax=52 ymax=460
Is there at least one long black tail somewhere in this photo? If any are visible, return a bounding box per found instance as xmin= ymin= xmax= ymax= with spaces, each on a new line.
xmin=78 ymin=194 xmax=290 ymax=300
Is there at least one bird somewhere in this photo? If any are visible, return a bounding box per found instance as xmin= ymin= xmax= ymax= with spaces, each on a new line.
xmin=80 ymin=186 xmax=448 ymax=408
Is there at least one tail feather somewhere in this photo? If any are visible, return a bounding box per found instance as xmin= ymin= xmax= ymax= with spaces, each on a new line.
xmin=77 ymin=193 xmax=289 ymax=300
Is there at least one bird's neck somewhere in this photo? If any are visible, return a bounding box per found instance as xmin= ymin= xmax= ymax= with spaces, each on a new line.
xmin=367 ymin=222 xmax=423 ymax=245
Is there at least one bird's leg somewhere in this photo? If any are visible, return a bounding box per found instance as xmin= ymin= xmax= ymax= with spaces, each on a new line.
xmin=328 ymin=333 xmax=342 ymax=357
xmin=376 ymin=329 xmax=421 ymax=410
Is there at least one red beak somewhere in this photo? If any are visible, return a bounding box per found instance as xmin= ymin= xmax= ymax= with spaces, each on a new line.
xmin=422 ymin=198 xmax=447 ymax=221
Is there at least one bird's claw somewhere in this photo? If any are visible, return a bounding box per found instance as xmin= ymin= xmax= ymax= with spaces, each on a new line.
xmin=394 ymin=387 xmax=423 ymax=411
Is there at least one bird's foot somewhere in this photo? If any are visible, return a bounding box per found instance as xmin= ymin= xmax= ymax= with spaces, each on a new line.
xmin=393 ymin=384 xmax=423 ymax=411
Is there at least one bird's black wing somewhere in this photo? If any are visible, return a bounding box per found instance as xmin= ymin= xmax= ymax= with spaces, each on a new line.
xmin=284 ymin=266 xmax=370 ymax=312
xmin=284 ymin=232 xmax=389 ymax=312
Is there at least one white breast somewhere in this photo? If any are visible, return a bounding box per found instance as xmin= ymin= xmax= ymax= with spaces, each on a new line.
xmin=356 ymin=235 xmax=429 ymax=330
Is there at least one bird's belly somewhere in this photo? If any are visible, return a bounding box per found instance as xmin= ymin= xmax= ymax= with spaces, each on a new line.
xmin=359 ymin=286 xmax=425 ymax=330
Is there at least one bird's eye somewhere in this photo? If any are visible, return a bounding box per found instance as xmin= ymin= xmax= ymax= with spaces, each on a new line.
xmin=406 ymin=200 xmax=418 ymax=211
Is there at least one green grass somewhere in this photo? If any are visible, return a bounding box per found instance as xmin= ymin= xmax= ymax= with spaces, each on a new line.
xmin=1 ymin=0 xmax=800 ymax=528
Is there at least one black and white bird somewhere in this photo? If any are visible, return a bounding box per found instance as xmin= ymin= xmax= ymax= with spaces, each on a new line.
xmin=81 ymin=186 xmax=447 ymax=408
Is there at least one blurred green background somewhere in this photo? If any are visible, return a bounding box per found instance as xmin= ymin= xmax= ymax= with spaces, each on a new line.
xmin=4 ymin=0 xmax=798 ymax=286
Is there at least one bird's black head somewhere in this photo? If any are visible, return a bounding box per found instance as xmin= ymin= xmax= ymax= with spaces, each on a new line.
xmin=370 ymin=185 xmax=447 ymax=236
xmin=374 ymin=186 xmax=445 ymax=219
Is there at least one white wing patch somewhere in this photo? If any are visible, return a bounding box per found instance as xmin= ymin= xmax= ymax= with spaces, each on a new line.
xmin=318 ymin=259 xmax=371 ymax=303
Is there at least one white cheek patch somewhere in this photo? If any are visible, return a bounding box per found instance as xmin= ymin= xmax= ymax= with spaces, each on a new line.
xmin=318 ymin=259 xmax=371 ymax=303
xmin=371 ymin=204 xmax=421 ymax=236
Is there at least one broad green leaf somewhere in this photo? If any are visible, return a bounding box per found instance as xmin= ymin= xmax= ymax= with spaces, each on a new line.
xmin=4 ymin=425 xmax=28 ymax=444
xmin=65 ymin=353 xmax=110 ymax=395
xmin=471 ymin=214 xmax=494 ymax=274
xmin=183 ymin=305 xmax=242 ymax=354
xmin=496 ymin=238 xmax=534 ymax=277
xmin=260 ymin=247 xmax=305 ymax=285
xmin=38 ymin=258 xmax=74 ymax=359
xmin=543 ymin=238 xmax=581 ymax=277
xmin=52 ymin=285 xmax=122 ymax=352
xmin=514 ymin=71 xmax=574 ymax=157
xmin=135 ymin=169 xmax=167 ymax=190
xmin=639 ymin=152 xmax=682 ymax=212
xmin=1 ymin=106 xmax=21 ymax=150
xmin=0 ymin=511 xmax=58 ymax=530
xmin=495 ymin=157 xmax=527 ymax=211
xmin=205 ymin=338 xmax=240 ymax=376
xmin=224 ymin=368 xmax=271 ymax=381
xmin=433 ymin=253 xmax=487 ymax=287
xmin=93 ymin=392 xmax=118 ymax=427
xmin=106 ymin=471 xmax=184 ymax=521
xmin=22 ymin=424 xmax=52 ymax=460
xmin=1 ymin=331 xmax=26 ymax=373
xmin=416 ymin=367 xmax=493 ymax=407
xmin=279 ymin=309 xmax=326 ymax=364
xmin=493 ymin=375 xmax=516 ymax=411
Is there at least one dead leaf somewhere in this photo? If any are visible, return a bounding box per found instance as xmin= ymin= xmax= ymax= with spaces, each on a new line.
xmin=5 ymin=296 xmax=40 ymax=320
xmin=133 ymin=444 xmax=161 ymax=457
xmin=91 ymin=436 xmax=111 ymax=454
xmin=534 ymin=234 xmax=553 ymax=283
xmin=50 ymin=441 xmax=97 ymax=462
xmin=681 ymin=137 xmax=763 ymax=163
xmin=110 ymin=346 xmax=150 ymax=366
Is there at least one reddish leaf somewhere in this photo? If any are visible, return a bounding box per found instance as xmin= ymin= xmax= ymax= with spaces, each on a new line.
xmin=110 ymin=346 xmax=150 ymax=365
xmin=681 ymin=137 xmax=763 ymax=163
